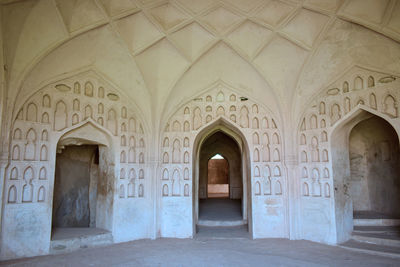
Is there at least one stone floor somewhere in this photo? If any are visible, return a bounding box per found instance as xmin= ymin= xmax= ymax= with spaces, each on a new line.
xmin=2 ymin=230 xmax=400 ymax=267
xmin=51 ymin=227 xmax=110 ymax=240
xmin=199 ymin=198 xmax=242 ymax=221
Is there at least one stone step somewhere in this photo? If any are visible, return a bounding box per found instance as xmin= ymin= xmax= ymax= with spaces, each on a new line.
xmin=339 ymin=239 xmax=400 ymax=258
xmin=351 ymin=231 xmax=400 ymax=248
xmin=50 ymin=228 xmax=113 ymax=255
xmin=353 ymin=226 xmax=400 ymax=234
xmin=196 ymin=225 xmax=249 ymax=240
xmin=353 ymin=218 xmax=400 ymax=227
xmin=197 ymin=219 xmax=247 ymax=227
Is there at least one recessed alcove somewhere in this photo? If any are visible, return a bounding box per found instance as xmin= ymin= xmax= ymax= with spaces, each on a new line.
xmin=331 ymin=109 xmax=400 ymax=243
xmin=52 ymin=145 xmax=99 ymax=229
xmin=349 ymin=116 xmax=400 ymax=218
xmin=50 ymin=123 xmax=115 ymax=249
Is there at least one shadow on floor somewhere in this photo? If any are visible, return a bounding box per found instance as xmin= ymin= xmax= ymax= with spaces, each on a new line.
xmin=199 ymin=198 xmax=242 ymax=221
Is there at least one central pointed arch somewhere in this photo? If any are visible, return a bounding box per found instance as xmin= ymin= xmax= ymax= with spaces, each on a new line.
xmin=192 ymin=117 xmax=252 ymax=235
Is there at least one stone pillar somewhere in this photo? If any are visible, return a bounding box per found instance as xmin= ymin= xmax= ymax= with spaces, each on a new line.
xmin=285 ymin=154 xmax=300 ymax=240
xmin=150 ymin=156 xmax=159 ymax=239
xmin=281 ymin=99 xmax=301 ymax=240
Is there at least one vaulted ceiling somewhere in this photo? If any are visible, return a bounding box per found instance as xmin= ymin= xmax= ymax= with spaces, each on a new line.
xmin=3 ymin=0 xmax=400 ymax=126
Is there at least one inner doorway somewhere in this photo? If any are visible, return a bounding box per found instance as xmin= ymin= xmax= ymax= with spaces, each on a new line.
xmin=349 ymin=116 xmax=400 ymax=219
xmin=198 ymin=131 xmax=244 ymax=225
xmin=207 ymin=154 xmax=229 ymax=198
xmin=51 ymin=145 xmax=102 ymax=239
xmin=331 ymin=109 xmax=400 ymax=243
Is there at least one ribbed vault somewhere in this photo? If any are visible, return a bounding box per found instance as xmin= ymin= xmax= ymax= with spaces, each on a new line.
xmin=2 ymin=0 xmax=400 ymax=124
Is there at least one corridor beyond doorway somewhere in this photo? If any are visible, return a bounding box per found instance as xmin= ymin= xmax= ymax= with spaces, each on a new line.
xmin=197 ymin=131 xmax=246 ymax=227
xmin=199 ymin=198 xmax=242 ymax=221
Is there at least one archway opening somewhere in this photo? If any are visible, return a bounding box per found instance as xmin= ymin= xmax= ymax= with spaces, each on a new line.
xmin=331 ymin=109 xmax=400 ymax=243
xmin=198 ymin=131 xmax=244 ymax=225
xmin=207 ymin=154 xmax=229 ymax=198
xmin=349 ymin=116 xmax=400 ymax=218
xmin=51 ymin=145 xmax=104 ymax=240
xmin=50 ymin=123 xmax=114 ymax=245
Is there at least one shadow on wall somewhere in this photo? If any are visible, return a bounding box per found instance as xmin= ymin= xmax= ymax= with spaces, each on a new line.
xmin=53 ymin=145 xmax=99 ymax=229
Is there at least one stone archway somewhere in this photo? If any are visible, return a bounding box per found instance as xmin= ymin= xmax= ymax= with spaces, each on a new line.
xmin=330 ymin=108 xmax=400 ymax=243
xmin=159 ymin=84 xmax=287 ymax=239
xmin=192 ymin=119 xmax=251 ymax=231
xmin=51 ymin=122 xmax=115 ymax=243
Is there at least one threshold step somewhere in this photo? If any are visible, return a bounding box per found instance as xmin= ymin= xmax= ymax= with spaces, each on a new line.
xmin=353 ymin=218 xmax=400 ymax=227
xmin=353 ymin=226 xmax=400 ymax=234
xmin=196 ymin=225 xmax=249 ymax=240
xmin=197 ymin=219 xmax=247 ymax=227
xmin=50 ymin=228 xmax=113 ymax=255
xmin=352 ymin=232 xmax=400 ymax=247
xmin=339 ymin=239 xmax=400 ymax=258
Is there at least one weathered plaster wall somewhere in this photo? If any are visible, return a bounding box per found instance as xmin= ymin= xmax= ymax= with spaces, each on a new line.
xmin=349 ymin=116 xmax=400 ymax=216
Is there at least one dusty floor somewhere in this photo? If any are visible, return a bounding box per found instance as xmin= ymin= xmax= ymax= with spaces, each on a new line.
xmin=51 ymin=227 xmax=110 ymax=240
xmin=199 ymin=198 xmax=242 ymax=221
xmin=2 ymin=229 xmax=400 ymax=267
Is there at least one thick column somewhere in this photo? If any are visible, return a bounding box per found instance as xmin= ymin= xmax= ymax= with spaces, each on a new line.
xmin=281 ymin=100 xmax=301 ymax=240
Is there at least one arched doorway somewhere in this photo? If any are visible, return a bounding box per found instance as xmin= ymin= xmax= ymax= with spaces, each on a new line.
xmin=192 ymin=119 xmax=251 ymax=233
xmin=50 ymin=122 xmax=114 ymax=249
xmin=349 ymin=116 xmax=400 ymax=218
xmin=198 ymin=131 xmax=243 ymax=225
xmin=331 ymin=109 xmax=400 ymax=242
